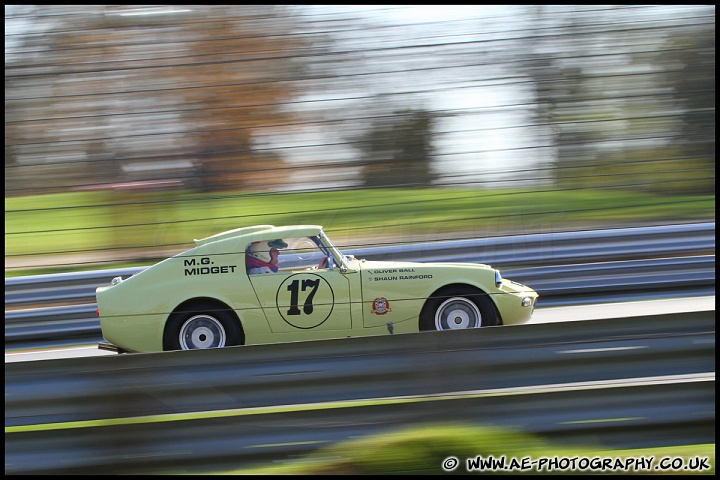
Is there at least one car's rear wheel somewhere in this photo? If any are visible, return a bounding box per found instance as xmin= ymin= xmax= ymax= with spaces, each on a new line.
xmin=419 ymin=286 xmax=498 ymax=331
xmin=164 ymin=302 xmax=243 ymax=351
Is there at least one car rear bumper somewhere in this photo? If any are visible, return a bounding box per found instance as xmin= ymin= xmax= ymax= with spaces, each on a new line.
xmin=98 ymin=341 xmax=127 ymax=354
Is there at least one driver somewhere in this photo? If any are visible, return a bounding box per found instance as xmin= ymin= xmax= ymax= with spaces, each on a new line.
xmin=246 ymin=239 xmax=288 ymax=274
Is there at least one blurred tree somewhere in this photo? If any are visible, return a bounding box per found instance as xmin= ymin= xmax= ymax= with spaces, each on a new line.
xmin=656 ymin=21 xmax=715 ymax=194
xmin=174 ymin=6 xmax=310 ymax=192
xmin=4 ymin=78 xmax=20 ymax=191
xmin=5 ymin=5 xmax=312 ymax=194
xmin=522 ymin=7 xmax=623 ymax=191
xmin=520 ymin=5 xmax=715 ymax=194
xmin=356 ymin=109 xmax=437 ymax=188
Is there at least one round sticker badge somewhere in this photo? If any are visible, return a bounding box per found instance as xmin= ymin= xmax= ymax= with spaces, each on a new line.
xmin=372 ymin=297 xmax=391 ymax=315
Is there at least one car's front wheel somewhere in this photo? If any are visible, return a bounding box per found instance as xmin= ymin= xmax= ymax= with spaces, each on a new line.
xmin=164 ymin=302 xmax=243 ymax=351
xmin=419 ymin=287 xmax=498 ymax=331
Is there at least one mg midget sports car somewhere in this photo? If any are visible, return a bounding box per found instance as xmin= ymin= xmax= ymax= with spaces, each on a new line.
xmin=97 ymin=225 xmax=538 ymax=353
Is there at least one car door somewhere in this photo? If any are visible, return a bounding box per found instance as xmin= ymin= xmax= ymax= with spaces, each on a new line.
xmin=248 ymin=267 xmax=352 ymax=334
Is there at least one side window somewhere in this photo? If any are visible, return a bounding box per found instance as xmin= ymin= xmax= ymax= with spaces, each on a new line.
xmin=246 ymin=236 xmax=329 ymax=275
xmin=279 ymin=236 xmax=328 ymax=271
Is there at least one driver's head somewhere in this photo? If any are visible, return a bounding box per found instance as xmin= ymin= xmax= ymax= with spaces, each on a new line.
xmin=247 ymin=239 xmax=287 ymax=264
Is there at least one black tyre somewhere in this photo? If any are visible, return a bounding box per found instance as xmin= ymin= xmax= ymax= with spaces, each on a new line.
xmin=164 ymin=301 xmax=243 ymax=351
xmin=419 ymin=286 xmax=498 ymax=331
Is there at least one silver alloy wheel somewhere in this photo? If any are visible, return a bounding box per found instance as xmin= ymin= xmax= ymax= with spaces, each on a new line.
xmin=179 ymin=314 xmax=227 ymax=349
xmin=434 ymin=297 xmax=482 ymax=330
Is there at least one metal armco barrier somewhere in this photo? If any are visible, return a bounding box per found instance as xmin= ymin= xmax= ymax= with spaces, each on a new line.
xmin=4 ymin=222 xmax=716 ymax=349
xmin=4 ymin=311 xmax=716 ymax=474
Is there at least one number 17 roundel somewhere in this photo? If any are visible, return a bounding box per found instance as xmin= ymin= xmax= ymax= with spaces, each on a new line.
xmin=276 ymin=273 xmax=334 ymax=329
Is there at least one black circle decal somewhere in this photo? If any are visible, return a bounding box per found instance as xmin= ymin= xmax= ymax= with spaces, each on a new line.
xmin=276 ymin=273 xmax=334 ymax=329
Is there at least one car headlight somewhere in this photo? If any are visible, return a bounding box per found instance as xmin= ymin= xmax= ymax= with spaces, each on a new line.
xmin=495 ymin=270 xmax=503 ymax=288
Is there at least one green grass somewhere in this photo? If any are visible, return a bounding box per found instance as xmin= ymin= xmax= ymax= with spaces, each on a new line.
xmin=5 ymin=187 xmax=715 ymax=277
xmin=192 ymin=424 xmax=715 ymax=475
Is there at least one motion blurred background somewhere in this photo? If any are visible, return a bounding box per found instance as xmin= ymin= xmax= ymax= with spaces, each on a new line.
xmin=3 ymin=7 xmax=716 ymax=474
xmin=5 ymin=5 xmax=715 ymax=275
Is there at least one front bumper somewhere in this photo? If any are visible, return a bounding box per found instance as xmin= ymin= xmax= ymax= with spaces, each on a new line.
xmin=495 ymin=279 xmax=539 ymax=325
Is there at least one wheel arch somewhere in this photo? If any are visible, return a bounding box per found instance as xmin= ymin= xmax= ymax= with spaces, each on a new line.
xmin=420 ymin=283 xmax=503 ymax=327
xmin=166 ymin=297 xmax=245 ymax=343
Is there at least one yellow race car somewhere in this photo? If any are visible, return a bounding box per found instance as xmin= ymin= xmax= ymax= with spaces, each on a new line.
xmin=97 ymin=225 xmax=538 ymax=353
